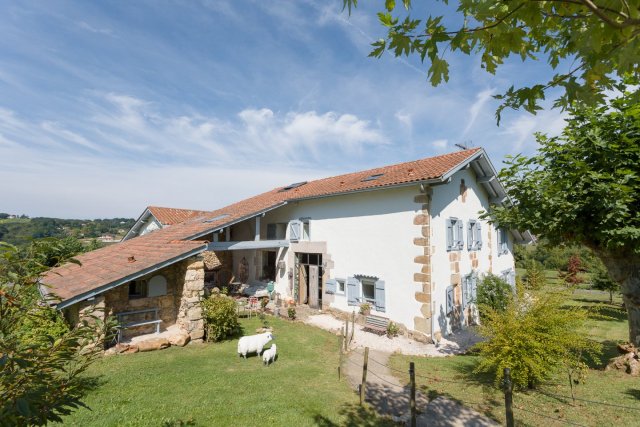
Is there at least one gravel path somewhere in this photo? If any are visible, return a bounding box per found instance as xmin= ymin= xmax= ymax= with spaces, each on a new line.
xmin=304 ymin=314 xmax=481 ymax=356
xmin=305 ymin=313 xmax=497 ymax=426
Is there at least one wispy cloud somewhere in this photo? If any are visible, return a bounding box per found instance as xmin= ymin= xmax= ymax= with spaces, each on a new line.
xmin=463 ymin=88 xmax=494 ymax=135
xmin=77 ymin=21 xmax=114 ymax=37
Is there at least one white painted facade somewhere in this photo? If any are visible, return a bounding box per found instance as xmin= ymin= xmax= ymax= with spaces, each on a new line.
xmin=223 ymin=167 xmax=519 ymax=339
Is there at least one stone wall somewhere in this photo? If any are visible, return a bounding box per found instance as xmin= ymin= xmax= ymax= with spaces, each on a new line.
xmin=413 ymin=186 xmax=433 ymax=342
xmin=69 ymin=255 xmax=205 ymax=343
xmin=176 ymin=257 xmax=205 ymax=342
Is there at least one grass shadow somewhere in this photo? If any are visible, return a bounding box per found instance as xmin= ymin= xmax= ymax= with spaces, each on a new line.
xmin=419 ymin=385 xmax=502 ymax=422
xmin=312 ymin=402 xmax=400 ymax=426
xmin=624 ymin=389 xmax=640 ymax=400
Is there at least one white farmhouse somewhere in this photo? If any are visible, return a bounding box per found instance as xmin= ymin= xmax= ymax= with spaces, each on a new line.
xmin=43 ymin=148 xmax=531 ymax=343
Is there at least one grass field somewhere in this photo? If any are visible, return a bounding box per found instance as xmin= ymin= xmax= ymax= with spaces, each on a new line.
xmin=389 ymin=289 xmax=639 ymax=426
xmin=61 ymin=316 xmax=390 ymax=427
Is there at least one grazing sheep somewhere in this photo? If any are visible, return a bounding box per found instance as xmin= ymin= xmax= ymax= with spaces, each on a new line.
xmin=237 ymin=332 xmax=273 ymax=359
xmin=262 ymin=344 xmax=277 ymax=366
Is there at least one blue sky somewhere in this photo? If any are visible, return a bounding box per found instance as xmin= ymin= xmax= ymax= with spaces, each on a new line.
xmin=0 ymin=0 xmax=568 ymax=218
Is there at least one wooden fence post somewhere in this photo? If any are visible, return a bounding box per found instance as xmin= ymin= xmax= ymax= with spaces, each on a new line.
xmin=345 ymin=320 xmax=349 ymax=351
xmin=339 ymin=327 xmax=344 ymax=380
xmin=360 ymin=347 xmax=369 ymax=406
xmin=504 ymin=367 xmax=514 ymax=427
xmin=409 ymin=361 xmax=416 ymax=427
xmin=350 ymin=310 xmax=355 ymax=344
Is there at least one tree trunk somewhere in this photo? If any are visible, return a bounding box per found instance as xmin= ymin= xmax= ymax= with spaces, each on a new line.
xmin=600 ymin=253 xmax=640 ymax=346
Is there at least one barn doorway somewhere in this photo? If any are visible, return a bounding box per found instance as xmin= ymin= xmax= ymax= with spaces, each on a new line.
xmin=296 ymin=252 xmax=323 ymax=308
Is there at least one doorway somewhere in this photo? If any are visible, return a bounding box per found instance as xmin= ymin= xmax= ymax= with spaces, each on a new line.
xmin=296 ymin=252 xmax=323 ymax=308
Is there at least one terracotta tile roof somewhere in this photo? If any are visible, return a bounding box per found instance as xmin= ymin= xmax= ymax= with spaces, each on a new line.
xmin=147 ymin=206 xmax=210 ymax=225
xmin=42 ymin=148 xmax=482 ymax=305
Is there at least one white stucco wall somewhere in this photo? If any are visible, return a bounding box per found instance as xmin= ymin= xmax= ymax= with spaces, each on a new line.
xmin=139 ymin=218 xmax=161 ymax=236
xmin=429 ymin=168 xmax=515 ymax=335
xmin=254 ymin=185 xmax=424 ymax=329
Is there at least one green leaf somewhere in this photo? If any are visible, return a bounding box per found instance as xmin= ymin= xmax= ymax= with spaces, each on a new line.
xmin=385 ymin=0 xmax=395 ymax=12
xmin=428 ymin=57 xmax=449 ymax=86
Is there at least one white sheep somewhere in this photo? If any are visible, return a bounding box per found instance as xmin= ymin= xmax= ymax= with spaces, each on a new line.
xmin=237 ymin=332 xmax=273 ymax=359
xmin=262 ymin=344 xmax=277 ymax=366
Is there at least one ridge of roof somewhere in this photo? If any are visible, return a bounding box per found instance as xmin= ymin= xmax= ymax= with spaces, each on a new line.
xmin=42 ymin=148 xmax=483 ymax=305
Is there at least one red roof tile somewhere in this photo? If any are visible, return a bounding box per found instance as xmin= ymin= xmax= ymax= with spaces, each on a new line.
xmin=42 ymin=148 xmax=482 ymax=305
xmin=147 ymin=206 xmax=210 ymax=225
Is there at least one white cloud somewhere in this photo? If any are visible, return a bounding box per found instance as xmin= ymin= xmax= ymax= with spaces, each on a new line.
xmin=77 ymin=21 xmax=114 ymax=37
xmin=501 ymin=109 xmax=568 ymax=153
xmin=463 ymin=88 xmax=494 ymax=135
xmin=432 ymin=139 xmax=449 ymax=151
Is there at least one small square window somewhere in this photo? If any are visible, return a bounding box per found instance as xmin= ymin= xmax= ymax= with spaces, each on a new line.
xmin=128 ymin=280 xmax=146 ymax=299
xmin=361 ymin=278 xmax=375 ymax=302
xmin=336 ymin=279 xmax=345 ymax=294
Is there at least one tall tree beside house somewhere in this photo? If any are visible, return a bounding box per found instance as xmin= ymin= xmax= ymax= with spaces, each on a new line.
xmin=0 ymin=241 xmax=113 ymax=425
xmin=343 ymin=0 xmax=640 ymax=121
xmin=486 ymin=85 xmax=640 ymax=346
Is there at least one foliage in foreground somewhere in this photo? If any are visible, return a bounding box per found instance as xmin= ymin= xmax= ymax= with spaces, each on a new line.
xmin=0 ymin=241 xmax=113 ymax=425
xmin=488 ymin=87 xmax=640 ymax=346
xmin=202 ymin=294 xmax=240 ymax=342
xmin=344 ymin=1 xmax=640 ymax=121
xmin=475 ymin=290 xmax=601 ymax=389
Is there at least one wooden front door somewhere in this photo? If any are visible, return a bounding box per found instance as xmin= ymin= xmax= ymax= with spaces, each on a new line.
xmin=298 ymin=264 xmax=307 ymax=304
xmin=308 ymin=265 xmax=319 ymax=308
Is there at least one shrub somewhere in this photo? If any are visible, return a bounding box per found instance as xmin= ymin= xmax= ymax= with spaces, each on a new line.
xmin=202 ymin=294 xmax=239 ymax=342
xmin=17 ymin=305 xmax=70 ymax=347
xmin=524 ymin=261 xmax=546 ymax=290
xmin=386 ymin=321 xmax=399 ymax=338
xmin=476 ymin=274 xmax=512 ymax=318
xmin=590 ymin=262 xmax=619 ymax=303
xmin=359 ymin=302 xmax=371 ymax=315
xmin=260 ymin=297 xmax=268 ymax=310
xmin=474 ymin=291 xmax=601 ymax=389
xmin=287 ymin=307 xmax=296 ymax=320
xmin=563 ymin=254 xmax=584 ymax=286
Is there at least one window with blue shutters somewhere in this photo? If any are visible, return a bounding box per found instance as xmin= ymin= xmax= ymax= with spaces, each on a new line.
xmin=346 ymin=277 xmax=359 ymax=306
xmin=325 ymin=278 xmax=337 ymax=294
xmin=288 ymin=220 xmax=302 ymax=241
xmin=446 ymin=286 xmax=454 ymax=315
xmin=374 ymin=279 xmax=385 ymax=313
xmin=497 ymin=228 xmax=509 ymax=255
xmin=467 ymin=220 xmax=483 ymax=251
xmin=447 ymin=218 xmax=464 ymax=251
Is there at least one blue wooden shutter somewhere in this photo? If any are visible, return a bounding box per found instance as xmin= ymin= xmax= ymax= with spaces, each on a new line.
xmin=457 ymin=220 xmax=464 ymax=249
xmin=289 ymin=220 xmax=301 ymax=241
xmin=374 ymin=279 xmax=385 ymax=313
xmin=467 ymin=222 xmax=473 ymax=250
xmin=471 ymin=275 xmax=477 ymax=301
xmin=476 ymin=222 xmax=482 ymax=249
xmin=325 ymin=278 xmax=337 ymax=294
xmin=446 ymin=219 xmax=454 ymax=251
xmin=462 ymin=276 xmax=468 ymax=307
xmin=346 ymin=277 xmax=359 ymax=306
xmin=446 ymin=286 xmax=454 ymax=315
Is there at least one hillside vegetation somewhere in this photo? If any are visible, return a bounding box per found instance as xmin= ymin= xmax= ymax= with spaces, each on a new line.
xmin=0 ymin=215 xmax=135 ymax=247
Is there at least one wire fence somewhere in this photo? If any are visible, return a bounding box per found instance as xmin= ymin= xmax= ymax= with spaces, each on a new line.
xmin=344 ymin=345 xmax=640 ymax=426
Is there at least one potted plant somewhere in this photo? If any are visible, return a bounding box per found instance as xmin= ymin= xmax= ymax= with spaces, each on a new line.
xmin=359 ymin=302 xmax=371 ymax=315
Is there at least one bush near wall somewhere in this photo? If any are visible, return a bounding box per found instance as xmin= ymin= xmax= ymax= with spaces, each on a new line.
xmin=202 ymin=294 xmax=240 ymax=342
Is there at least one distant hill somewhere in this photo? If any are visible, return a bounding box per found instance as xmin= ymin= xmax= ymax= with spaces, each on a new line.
xmin=0 ymin=215 xmax=135 ymax=247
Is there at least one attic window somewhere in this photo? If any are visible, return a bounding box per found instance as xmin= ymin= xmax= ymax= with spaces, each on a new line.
xmin=361 ymin=173 xmax=384 ymax=182
xmin=280 ymin=181 xmax=307 ymax=192
xmin=205 ymin=214 xmax=230 ymax=223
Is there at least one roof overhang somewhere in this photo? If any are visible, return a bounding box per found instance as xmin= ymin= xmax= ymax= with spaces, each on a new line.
xmin=53 ymin=244 xmax=207 ymax=310
xmin=184 ymin=202 xmax=289 ymax=241
xmin=207 ymin=240 xmax=290 ymax=251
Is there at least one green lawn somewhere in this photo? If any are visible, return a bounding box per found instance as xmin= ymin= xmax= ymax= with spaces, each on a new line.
xmin=61 ymin=317 xmax=391 ymax=427
xmin=389 ymin=290 xmax=640 ymax=426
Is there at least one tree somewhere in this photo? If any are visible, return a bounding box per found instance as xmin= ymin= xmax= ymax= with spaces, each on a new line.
xmin=486 ymin=87 xmax=640 ymax=345
xmin=0 ymin=241 xmax=113 ymax=425
xmin=524 ymin=260 xmax=546 ymax=290
xmin=343 ymin=0 xmax=640 ymax=122
xmin=563 ymin=254 xmax=584 ymax=287
xmin=591 ymin=262 xmax=620 ymax=303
